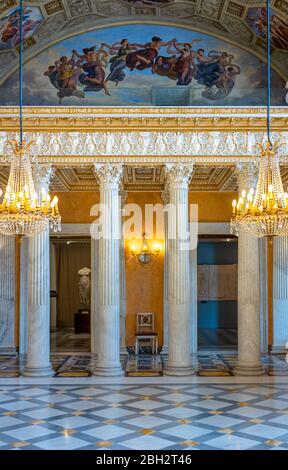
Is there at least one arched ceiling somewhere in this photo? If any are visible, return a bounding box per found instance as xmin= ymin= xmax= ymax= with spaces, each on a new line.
xmin=0 ymin=0 xmax=288 ymax=86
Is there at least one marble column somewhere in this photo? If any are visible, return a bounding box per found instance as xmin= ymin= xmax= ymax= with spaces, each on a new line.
xmin=0 ymin=235 xmax=16 ymax=355
xmin=93 ymin=164 xmax=123 ymax=376
xmin=164 ymin=164 xmax=194 ymax=376
xmin=19 ymin=237 xmax=28 ymax=356
xmin=271 ymin=237 xmax=288 ymax=353
xmin=161 ymin=190 xmax=169 ymax=355
xmin=23 ymin=165 xmax=54 ymax=377
xmin=50 ymin=242 xmax=57 ymax=333
xmin=234 ymin=164 xmax=265 ymax=376
xmin=91 ymin=238 xmax=99 ymax=357
xmin=190 ymin=247 xmax=198 ymax=355
xmin=120 ymin=190 xmax=128 ymax=356
xmin=259 ymin=238 xmax=268 ymax=353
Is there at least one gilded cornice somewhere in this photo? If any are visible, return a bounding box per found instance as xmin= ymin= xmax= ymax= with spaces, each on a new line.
xmin=0 ymin=107 xmax=287 ymax=132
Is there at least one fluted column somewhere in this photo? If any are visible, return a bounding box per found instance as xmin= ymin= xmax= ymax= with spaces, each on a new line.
xmin=50 ymin=242 xmax=57 ymax=332
xmin=164 ymin=164 xmax=194 ymax=376
xmin=0 ymin=235 xmax=16 ymax=355
xmin=120 ymin=190 xmax=128 ymax=355
xmin=91 ymin=238 xmax=99 ymax=357
xmin=93 ymin=164 xmax=123 ymax=376
xmin=259 ymin=239 xmax=268 ymax=353
xmin=161 ymin=190 xmax=169 ymax=355
xmin=234 ymin=164 xmax=264 ymax=376
xmin=24 ymin=165 xmax=54 ymax=377
xmin=190 ymin=247 xmax=198 ymax=354
xmin=271 ymin=237 xmax=288 ymax=353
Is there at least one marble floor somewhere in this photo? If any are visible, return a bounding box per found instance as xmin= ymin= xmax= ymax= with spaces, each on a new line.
xmin=0 ymin=381 xmax=288 ymax=450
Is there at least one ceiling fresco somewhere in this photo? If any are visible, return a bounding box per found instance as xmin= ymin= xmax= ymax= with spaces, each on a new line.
xmin=0 ymin=23 xmax=286 ymax=106
xmin=0 ymin=0 xmax=287 ymax=107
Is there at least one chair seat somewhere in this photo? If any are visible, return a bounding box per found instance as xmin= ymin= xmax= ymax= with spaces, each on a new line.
xmin=135 ymin=332 xmax=158 ymax=337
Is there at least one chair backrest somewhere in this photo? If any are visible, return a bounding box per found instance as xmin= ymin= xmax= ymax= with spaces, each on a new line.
xmin=137 ymin=312 xmax=154 ymax=332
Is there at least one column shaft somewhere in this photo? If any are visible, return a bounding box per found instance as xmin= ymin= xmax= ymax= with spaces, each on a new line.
xmin=0 ymin=235 xmax=16 ymax=355
xmin=161 ymin=191 xmax=169 ymax=355
xmin=23 ymin=165 xmax=53 ymax=377
xmin=271 ymin=237 xmax=288 ymax=353
xmin=91 ymin=238 xmax=99 ymax=357
xmin=234 ymin=229 xmax=264 ymax=375
xmin=120 ymin=191 xmax=127 ymax=355
xmin=165 ymin=165 xmax=194 ymax=376
xmin=24 ymin=229 xmax=53 ymax=376
xmin=190 ymin=247 xmax=198 ymax=354
xmin=93 ymin=164 xmax=123 ymax=376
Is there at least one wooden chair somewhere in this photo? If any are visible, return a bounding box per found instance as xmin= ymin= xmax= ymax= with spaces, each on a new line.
xmin=135 ymin=312 xmax=158 ymax=355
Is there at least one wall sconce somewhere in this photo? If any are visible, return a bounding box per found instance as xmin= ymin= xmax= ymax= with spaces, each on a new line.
xmin=130 ymin=233 xmax=161 ymax=264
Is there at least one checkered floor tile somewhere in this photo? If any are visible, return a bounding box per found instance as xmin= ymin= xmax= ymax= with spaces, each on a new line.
xmin=0 ymin=383 xmax=288 ymax=450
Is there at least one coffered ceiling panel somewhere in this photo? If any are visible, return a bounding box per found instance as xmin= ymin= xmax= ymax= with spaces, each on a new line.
xmin=1 ymin=163 xmax=288 ymax=192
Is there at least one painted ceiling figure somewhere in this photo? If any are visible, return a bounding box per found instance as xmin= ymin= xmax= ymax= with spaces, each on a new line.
xmin=101 ymin=39 xmax=143 ymax=85
xmin=126 ymin=36 xmax=176 ymax=71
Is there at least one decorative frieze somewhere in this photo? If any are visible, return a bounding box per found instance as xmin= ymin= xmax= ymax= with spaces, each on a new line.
xmin=1 ymin=131 xmax=287 ymax=164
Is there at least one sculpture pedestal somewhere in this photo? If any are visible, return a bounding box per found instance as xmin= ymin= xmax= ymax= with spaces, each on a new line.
xmin=74 ymin=310 xmax=90 ymax=334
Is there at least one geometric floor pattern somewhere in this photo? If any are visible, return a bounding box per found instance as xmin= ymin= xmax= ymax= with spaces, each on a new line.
xmin=0 ymin=353 xmax=287 ymax=377
xmin=0 ymin=383 xmax=288 ymax=450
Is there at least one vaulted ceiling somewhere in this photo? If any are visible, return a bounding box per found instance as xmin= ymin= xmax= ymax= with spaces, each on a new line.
xmin=0 ymin=0 xmax=288 ymax=85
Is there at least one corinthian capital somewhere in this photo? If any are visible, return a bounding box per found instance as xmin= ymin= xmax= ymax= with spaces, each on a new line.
xmin=32 ymin=164 xmax=54 ymax=191
xmin=94 ymin=163 xmax=123 ymax=187
xmin=234 ymin=163 xmax=258 ymax=194
xmin=165 ymin=163 xmax=194 ymax=190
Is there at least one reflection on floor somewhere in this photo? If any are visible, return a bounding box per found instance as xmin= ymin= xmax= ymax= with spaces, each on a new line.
xmin=51 ymin=328 xmax=239 ymax=354
xmin=126 ymin=356 xmax=163 ymax=377
xmin=51 ymin=329 xmax=90 ymax=353
xmin=0 ymin=383 xmax=288 ymax=450
xmin=0 ymin=353 xmax=287 ymax=378
xmin=198 ymin=329 xmax=237 ymax=350
xmin=51 ymin=328 xmax=237 ymax=353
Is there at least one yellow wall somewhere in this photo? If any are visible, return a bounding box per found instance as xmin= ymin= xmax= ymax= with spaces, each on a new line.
xmin=53 ymin=190 xmax=236 ymax=346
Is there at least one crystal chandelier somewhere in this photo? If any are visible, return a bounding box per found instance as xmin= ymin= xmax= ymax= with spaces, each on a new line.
xmin=0 ymin=0 xmax=61 ymax=236
xmin=231 ymin=141 xmax=288 ymax=237
xmin=0 ymin=140 xmax=61 ymax=236
xmin=231 ymin=0 xmax=288 ymax=238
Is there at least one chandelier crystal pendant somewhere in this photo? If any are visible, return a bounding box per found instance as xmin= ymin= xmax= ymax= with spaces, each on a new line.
xmin=231 ymin=0 xmax=288 ymax=238
xmin=0 ymin=0 xmax=61 ymax=236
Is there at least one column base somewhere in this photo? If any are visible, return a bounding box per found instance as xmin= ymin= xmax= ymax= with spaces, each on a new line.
xmin=93 ymin=364 xmax=124 ymax=377
xmin=120 ymin=347 xmax=128 ymax=356
xmin=160 ymin=345 xmax=168 ymax=356
xmin=23 ymin=364 xmax=54 ymax=377
xmin=164 ymin=363 xmax=195 ymax=376
xmin=270 ymin=345 xmax=288 ymax=354
xmin=0 ymin=347 xmax=18 ymax=356
xmin=234 ymin=362 xmax=265 ymax=377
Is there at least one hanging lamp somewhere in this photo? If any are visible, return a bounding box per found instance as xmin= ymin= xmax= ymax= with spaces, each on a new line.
xmin=0 ymin=0 xmax=61 ymax=236
xmin=231 ymin=0 xmax=288 ymax=238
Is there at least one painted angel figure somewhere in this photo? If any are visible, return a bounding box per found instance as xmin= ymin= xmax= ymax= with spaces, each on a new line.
xmin=126 ymin=36 xmax=177 ymax=71
xmin=101 ymin=39 xmax=144 ymax=85
xmin=78 ymin=267 xmax=91 ymax=309
xmin=73 ymin=46 xmax=111 ymax=96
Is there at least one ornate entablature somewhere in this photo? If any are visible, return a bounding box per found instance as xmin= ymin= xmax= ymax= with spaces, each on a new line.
xmin=0 ymin=106 xmax=287 ymax=132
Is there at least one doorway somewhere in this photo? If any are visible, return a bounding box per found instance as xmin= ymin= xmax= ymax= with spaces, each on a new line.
xmin=50 ymin=237 xmax=91 ymax=353
xmin=197 ymin=237 xmax=238 ymax=350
